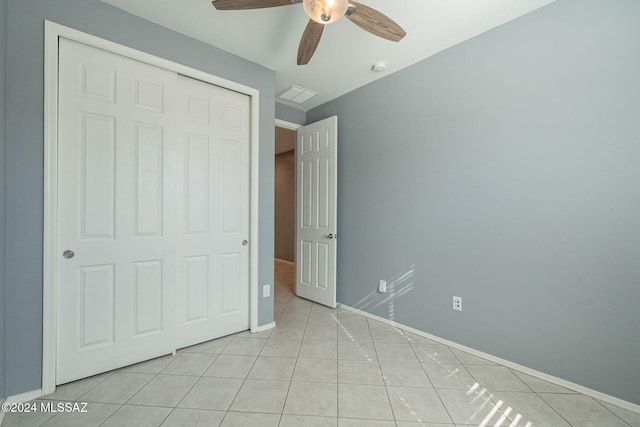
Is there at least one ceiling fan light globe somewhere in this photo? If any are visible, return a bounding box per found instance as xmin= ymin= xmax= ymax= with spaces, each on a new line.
xmin=303 ymin=0 xmax=349 ymax=24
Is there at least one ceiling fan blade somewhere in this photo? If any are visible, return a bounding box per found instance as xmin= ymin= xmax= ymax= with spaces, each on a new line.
xmin=297 ymin=20 xmax=324 ymax=65
xmin=212 ymin=0 xmax=297 ymax=11
xmin=346 ymin=1 xmax=406 ymax=42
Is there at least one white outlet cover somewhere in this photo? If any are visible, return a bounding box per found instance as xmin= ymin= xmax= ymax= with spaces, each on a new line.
xmin=453 ymin=296 xmax=462 ymax=311
xmin=379 ymin=280 xmax=387 ymax=293
xmin=263 ymin=284 xmax=271 ymax=298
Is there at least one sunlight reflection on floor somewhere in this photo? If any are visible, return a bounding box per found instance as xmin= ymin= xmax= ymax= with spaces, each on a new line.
xmin=273 ymin=259 xmax=635 ymax=427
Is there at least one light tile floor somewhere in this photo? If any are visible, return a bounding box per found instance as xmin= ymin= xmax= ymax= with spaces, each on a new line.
xmin=3 ymin=259 xmax=639 ymax=426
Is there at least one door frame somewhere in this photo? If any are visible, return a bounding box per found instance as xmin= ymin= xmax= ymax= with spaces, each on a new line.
xmin=42 ymin=21 xmax=261 ymax=395
xmin=275 ymin=119 xmax=301 ymax=131
xmin=274 ymin=119 xmax=301 ymax=291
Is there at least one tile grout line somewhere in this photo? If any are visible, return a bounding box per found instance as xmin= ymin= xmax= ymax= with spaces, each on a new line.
xmin=367 ymin=317 xmax=399 ymax=424
xmin=217 ymin=336 xmax=270 ymax=422
xmin=598 ymin=401 xmax=634 ymax=427
xmin=277 ymin=286 xmax=312 ymax=424
xmin=503 ymin=366 xmax=578 ymax=427
xmin=409 ymin=332 xmax=460 ymax=426
xmin=100 ymin=365 xmax=166 ymax=426
xmin=158 ymin=345 xmax=228 ymax=426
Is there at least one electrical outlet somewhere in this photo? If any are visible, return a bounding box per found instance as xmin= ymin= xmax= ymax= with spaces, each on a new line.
xmin=263 ymin=284 xmax=271 ymax=298
xmin=453 ymin=296 xmax=462 ymax=311
xmin=378 ymin=280 xmax=387 ymax=293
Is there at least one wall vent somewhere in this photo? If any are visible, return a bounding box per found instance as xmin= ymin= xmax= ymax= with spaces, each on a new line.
xmin=278 ymin=85 xmax=317 ymax=104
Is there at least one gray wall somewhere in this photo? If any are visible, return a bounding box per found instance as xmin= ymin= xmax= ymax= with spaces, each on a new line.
xmin=3 ymin=0 xmax=274 ymax=398
xmin=275 ymin=150 xmax=295 ymax=262
xmin=0 ymin=0 xmax=7 ymax=402
xmin=276 ymin=102 xmax=306 ymax=125
xmin=308 ymin=0 xmax=640 ymax=405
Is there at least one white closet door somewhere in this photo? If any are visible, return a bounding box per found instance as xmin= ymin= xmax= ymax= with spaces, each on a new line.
xmin=176 ymin=75 xmax=250 ymax=348
xmin=57 ymin=38 xmax=178 ymax=384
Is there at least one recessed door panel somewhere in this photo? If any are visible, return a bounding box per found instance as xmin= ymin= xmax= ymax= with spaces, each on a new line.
xmin=222 ymin=139 xmax=242 ymax=233
xmin=185 ymin=256 xmax=208 ymax=323
xmin=301 ymin=160 xmax=313 ymax=228
xmin=79 ymin=264 xmax=115 ymax=349
xmin=81 ymin=113 xmax=116 ymax=239
xmin=80 ymin=63 xmax=115 ymax=103
xmin=186 ymin=96 xmax=209 ymax=124
xmin=300 ymin=133 xmax=312 ymax=156
xmin=222 ymin=253 xmax=241 ymax=314
xmin=135 ymin=79 xmax=164 ymax=113
xmin=185 ymin=134 xmax=210 ymax=235
xmin=316 ymin=242 xmax=329 ymax=290
xmin=135 ymin=124 xmax=163 ymax=236
xmin=222 ymin=105 xmax=241 ymax=130
xmin=317 ymin=157 xmax=330 ymax=229
xmin=133 ymin=260 xmax=163 ymax=336
xmin=300 ymin=240 xmax=313 ymax=287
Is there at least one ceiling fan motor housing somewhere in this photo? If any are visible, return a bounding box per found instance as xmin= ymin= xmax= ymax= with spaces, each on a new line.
xmin=303 ymin=0 xmax=349 ymax=24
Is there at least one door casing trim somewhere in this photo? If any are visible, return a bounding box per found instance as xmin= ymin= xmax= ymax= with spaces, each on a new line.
xmin=275 ymin=119 xmax=301 ymax=130
xmin=43 ymin=20 xmax=261 ymax=395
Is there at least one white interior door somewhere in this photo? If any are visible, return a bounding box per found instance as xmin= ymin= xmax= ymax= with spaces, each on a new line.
xmin=176 ymin=76 xmax=250 ymax=348
xmin=57 ymin=39 xmax=178 ymax=384
xmin=295 ymin=116 xmax=338 ymax=308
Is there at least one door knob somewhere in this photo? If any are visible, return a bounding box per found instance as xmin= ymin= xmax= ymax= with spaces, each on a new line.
xmin=242 ymin=240 xmax=248 ymax=246
xmin=63 ymin=250 xmax=75 ymax=259
xmin=322 ymin=233 xmax=335 ymax=239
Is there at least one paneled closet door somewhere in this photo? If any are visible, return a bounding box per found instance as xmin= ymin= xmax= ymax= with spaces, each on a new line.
xmin=176 ymin=76 xmax=251 ymax=348
xmin=57 ymin=38 xmax=178 ymax=384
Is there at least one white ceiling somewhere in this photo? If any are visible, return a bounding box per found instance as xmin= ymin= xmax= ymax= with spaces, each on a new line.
xmin=101 ymin=0 xmax=556 ymax=111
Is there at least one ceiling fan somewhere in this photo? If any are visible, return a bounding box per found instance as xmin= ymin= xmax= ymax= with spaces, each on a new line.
xmin=211 ymin=0 xmax=406 ymax=65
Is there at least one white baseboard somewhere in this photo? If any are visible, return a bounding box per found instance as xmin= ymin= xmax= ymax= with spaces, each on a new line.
xmin=4 ymin=389 xmax=43 ymax=404
xmin=252 ymin=321 xmax=276 ymax=333
xmin=339 ymin=304 xmax=640 ymax=414
xmin=1 ymin=389 xmax=43 ymax=423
